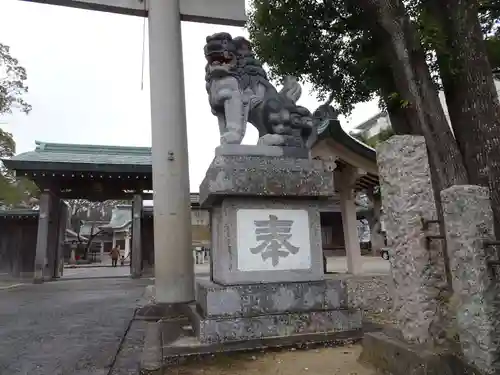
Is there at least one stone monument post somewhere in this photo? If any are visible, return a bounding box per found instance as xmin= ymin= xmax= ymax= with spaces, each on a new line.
xmin=375 ymin=135 xmax=449 ymax=344
xmin=360 ymin=135 xmax=464 ymax=375
xmin=192 ymin=145 xmax=362 ymax=344
xmin=441 ymin=185 xmax=500 ymax=374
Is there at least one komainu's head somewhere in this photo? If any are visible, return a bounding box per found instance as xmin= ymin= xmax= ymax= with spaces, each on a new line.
xmin=204 ymin=32 xmax=238 ymax=79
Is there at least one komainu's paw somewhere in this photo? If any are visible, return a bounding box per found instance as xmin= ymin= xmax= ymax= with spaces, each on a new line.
xmin=257 ymin=134 xmax=285 ymax=146
xmin=220 ymin=131 xmax=244 ymax=144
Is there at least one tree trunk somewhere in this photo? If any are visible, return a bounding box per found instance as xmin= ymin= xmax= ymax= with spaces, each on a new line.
xmin=352 ymin=0 xmax=470 ymax=298
xmin=357 ymin=0 xmax=469 ymax=191
xmin=424 ymin=0 xmax=500 ymax=234
xmin=352 ymin=0 xmax=469 ymax=193
xmin=378 ymin=65 xmax=420 ymax=135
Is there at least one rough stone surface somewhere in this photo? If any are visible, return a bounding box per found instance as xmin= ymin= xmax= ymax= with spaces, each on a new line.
xmin=140 ymin=321 xmax=163 ymax=373
xmin=441 ymin=185 xmax=500 ymax=374
xmin=199 ymin=154 xmax=334 ymax=207
xmin=376 ymin=135 xmax=448 ymax=345
xmin=344 ymin=275 xmax=393 ymax=317
xmin=192 ymin=306 xmax=362 ymax=344
xmin=196 ymin=278 xmax=346 ymax=318
xmin=215 ymin=144 xmax=310 ymax=158
xmin=157 ymin=317 xmax=364 ymax=364
xmin=210 ymin=198 xmax=324 ymax=285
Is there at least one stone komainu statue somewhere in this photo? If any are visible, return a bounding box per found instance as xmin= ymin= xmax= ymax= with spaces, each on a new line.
xmin=204 ymin=32 xmax=338 ymax=149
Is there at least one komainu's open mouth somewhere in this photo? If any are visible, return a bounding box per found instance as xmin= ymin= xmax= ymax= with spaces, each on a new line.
xmin=207 ymin=53 xmax=234 ymax=66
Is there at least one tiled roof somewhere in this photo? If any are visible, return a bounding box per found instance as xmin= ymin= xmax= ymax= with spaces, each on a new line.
xmin=316 ymin=119 xmax=376 ymax=162
xmin=79 ymin=221 xmax=109 ymax=236
xmin=100 ymin=205 xmax=132 ymax=230
xmin=6 ymin=141 xmax=152 ymax=167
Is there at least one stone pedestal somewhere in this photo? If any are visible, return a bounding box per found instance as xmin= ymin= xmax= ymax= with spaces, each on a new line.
xmin=191 ymin=146 xmax=361 ymax=345
xmin=192 ymin=277 xmax=361 ymax=344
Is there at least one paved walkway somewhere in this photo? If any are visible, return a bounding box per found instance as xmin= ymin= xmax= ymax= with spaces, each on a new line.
xmin=0 ymin=277 xmax=151 ymax=375
xmin=62 ymin=266 xmax=132 ymax=280
xmin=0 ymin=256 xmax=389 ymax=374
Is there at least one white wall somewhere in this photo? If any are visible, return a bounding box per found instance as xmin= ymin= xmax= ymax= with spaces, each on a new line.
xmin=365 ymin=117 xmax=392 ymax=139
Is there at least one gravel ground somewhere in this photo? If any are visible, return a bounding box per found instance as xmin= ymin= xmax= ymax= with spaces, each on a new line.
xmin=345 ymin=274 xmax=397 ymax=326
xmin=167 ymin=345 xmax=380 ymax=375
xmin=0 ymin=277 xmax=151 ymax=375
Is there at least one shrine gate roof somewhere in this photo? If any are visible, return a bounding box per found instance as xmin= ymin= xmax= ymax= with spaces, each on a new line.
xmin=2 ymin=141 xmax=152 ymax=200
xmin=3 ymin=141 xmax=152 ymax=174
xmin=316 ymin=119 xmax=376 ymax=163
xmin=314 ymin=119 xmax=379 ymax=190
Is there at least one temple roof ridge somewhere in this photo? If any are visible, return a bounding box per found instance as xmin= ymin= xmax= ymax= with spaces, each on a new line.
xmin=33 ymin=140 xmax=152 ymax=156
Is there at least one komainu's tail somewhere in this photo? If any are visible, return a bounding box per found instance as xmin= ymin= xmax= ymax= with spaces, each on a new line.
xmin=279 ymin=76 xmax=302 ymax=103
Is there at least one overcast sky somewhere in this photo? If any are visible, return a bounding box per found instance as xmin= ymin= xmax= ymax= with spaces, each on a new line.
xmin=0 ymin=0 xmax=380 ymax=191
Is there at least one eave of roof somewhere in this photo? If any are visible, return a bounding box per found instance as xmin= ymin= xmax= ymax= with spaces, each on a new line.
xmin=65 ymin=228 xmax=89 ymax=242
xmin=100 ymin=221 xmax=132 ymax=231
xmin=0 ymin=209 xmax=39 ymax=218
xmin=99 ymin=205 xmax=133 ymax=230
xmin=4 ymin=126 xmax=376 ymax=180
xmin=2 ymin=140 xmax=152 ymax=173
xmin=315 ymin=119 xmax=376 ymax=163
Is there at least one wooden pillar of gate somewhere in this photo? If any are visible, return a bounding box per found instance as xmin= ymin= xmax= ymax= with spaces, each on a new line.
xmin=131 ymin=194 xmax=143 ymax=278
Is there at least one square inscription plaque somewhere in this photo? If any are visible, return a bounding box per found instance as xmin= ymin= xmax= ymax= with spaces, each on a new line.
xmin=236 ymin=208 xmax=312 ymax=271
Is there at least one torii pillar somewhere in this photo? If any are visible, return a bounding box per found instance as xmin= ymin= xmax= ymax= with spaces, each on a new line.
xmin=20 ymin=0 xmax=246 ymax=303
xmin=149 ymin=0 xmax=193 ymax=303
xmin=148 ymin=0 xmax=245 ymax=303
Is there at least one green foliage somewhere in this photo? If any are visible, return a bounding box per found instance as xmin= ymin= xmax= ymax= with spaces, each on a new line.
xmin=247 ymin=0 xmax=379 ymax=114
xmin=248 ymin=0 xmax=500 ymax=115
xmin=0 ymin=43 xmax=31 ymax=115
xmin=485 ymin=36 xmax=500 ymax=69
xmin=0 ymin=43 xmax=36 ymax=208
xmin=377 ymin=127 xmax=396 ymax=143
xmin=0 ymin=130 xmax=39 ymax=208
